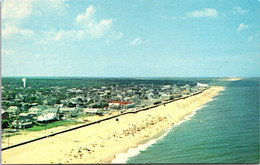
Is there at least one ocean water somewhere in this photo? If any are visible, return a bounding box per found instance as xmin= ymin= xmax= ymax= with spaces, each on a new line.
xmin=120 ymin=78 xmax=259 ymax=164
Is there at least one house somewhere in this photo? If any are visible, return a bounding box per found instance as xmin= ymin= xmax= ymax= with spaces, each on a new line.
xmin=37 ymin=113 xmax=57 ymax=122
xmin=123 ymin=103 xmax=135 ymax=109
xmin=108 ymin=101 xmax=135 ymax=109
xmin=160 ymin=94 xmax=171 ymax=100
xmin=12 ymin=119 xmax=32 ymax=129
xmin=43 ymin=108 xmax=58 ymax=114
xmin=6 ymin=106 xmax=20 ymax=115
xmin=59 ymin=107 xmax=78 ymax=117
xmin=108 ymin=102 xmax=120 ymax=109
xmin=18 ymin=113 xmax=34 ymax=120
xmin=1 ymin=111 xmax=9 ymax=120
xmin=28 ymin=107 xmax=43 ymax=116
xmin=83 ymin=108 xmax=98 ymax=115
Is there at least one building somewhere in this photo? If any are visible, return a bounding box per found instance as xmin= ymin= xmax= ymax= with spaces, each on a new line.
xmin=83 ymin=108 xmax=98 ymax=115
xmin=29 ymin=107 xmax=43 ymax=116
xmin=197 ymin=82 xmax=208 ymax=88
xmin=43 ymin=108 xmax=58 ymax=114
xmin=12 ymin=119 xmax=32 ymax=129
xmin=6 ymin=106 xmax=20 ymax=115
xmin=37 ymin=113 xmax=57 ymax=122
xmin=1 ymin=111 xmax=9 ymax=120
xmin=18 ymin=113 xmax=34 ymax=120
xmin=108 ymin=101 xmax=135 ymax=109
xmin=59 ymin=107 xmax=78 ymax=117
xmin=160 ymin=94 xmax=171 ymax=100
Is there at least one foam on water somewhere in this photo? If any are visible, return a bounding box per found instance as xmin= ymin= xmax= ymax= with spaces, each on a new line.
xmin=112 ymin=96 xmax=218 ymax=163
xmin=112 ymin=127 xmax=172 ymax=163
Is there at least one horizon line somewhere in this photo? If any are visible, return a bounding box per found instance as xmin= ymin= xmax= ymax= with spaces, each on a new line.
xmin=1 ymin=76 xmax=258 ymax=78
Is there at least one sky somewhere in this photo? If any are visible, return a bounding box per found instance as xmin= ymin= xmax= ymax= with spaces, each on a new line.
xmin=1 ymin=0 xmax=260 ymax=77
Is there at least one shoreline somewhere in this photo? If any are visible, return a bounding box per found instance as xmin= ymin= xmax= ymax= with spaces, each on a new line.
xmin=111 ymin=88 xmax=221 ymax=164
xmin=112 ymin=91 xmax=222 ymax=163
xmin=2 ymin=86 xmax=224 ymax=164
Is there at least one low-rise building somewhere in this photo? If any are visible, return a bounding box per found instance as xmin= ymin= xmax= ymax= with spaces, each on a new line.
xmin=37 ymin=113 xmax=57 ymax=122
xmin=197 ymin=82 xmax=208 ymax=88
xmin=7 ymin=106 xmax=20 ymax=115
xmin=28 ymin=107 xmax=43 ymax=116
xmin=12 ymin=119 xmax=32 ymax=129
xmin=108 ymin=101 xmax=135 ymax=109
xmin=59 ymin=107 xmax=78 ymax=117
xmin=1 ymin=111 xmax=9 ymax=120
xmin=43 ymin=108 xmax=58 ymax=114
xmin=83 ymin=108 xmax=98 ymax=115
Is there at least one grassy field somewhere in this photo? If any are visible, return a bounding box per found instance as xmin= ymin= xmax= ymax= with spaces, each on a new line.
xmin=27 ymin=120 xmax=83 ymax=131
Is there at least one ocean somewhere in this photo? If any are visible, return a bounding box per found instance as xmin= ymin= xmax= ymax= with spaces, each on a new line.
xmin=114 ymin=78 xmax=260 ymax=163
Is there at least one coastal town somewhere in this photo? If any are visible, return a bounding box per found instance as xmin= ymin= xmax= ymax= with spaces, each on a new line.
xmin=1 ymin=78 xmax=209 ymax=132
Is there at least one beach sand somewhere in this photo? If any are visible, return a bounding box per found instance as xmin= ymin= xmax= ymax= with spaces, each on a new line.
xmin=1 ymin=86 xmax=224 ymax=164
xmin=1 ymin=112 xmax=120 ymax=149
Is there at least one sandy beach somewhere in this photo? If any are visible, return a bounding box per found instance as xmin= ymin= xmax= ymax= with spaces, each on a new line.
xmin=1 ymin=86 xmax=224 ymax=164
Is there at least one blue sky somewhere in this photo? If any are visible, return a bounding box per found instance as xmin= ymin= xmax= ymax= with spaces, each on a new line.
xmin=2 ymin=0 xmax=260 ymax=77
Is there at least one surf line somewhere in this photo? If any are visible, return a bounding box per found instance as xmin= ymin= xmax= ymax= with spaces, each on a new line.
xmin=112 ymin=88 xmax=224 ymax=163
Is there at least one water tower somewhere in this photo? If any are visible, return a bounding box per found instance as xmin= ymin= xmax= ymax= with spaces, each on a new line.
xmin=22 ymin=78 xmax=26 ymax=88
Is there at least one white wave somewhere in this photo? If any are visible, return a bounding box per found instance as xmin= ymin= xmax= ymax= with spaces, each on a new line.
xmin=112 ymin=127 xmax=172 ymax=163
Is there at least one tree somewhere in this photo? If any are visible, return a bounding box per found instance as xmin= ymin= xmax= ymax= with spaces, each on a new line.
xmin=1 ymin=120 xmax=9 ymax=128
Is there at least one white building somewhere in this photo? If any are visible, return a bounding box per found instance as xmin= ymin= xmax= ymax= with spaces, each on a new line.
xmin=83 ymin=108 xmax=98 ymax=115
xmin=37 ymin=113 xmax=57 ymax=122
xmin=197 ymin=82 xmax=209 ymax=88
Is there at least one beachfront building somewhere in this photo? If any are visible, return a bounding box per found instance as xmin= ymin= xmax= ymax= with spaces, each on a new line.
xmin=160 ymin=94 xmax=171 ymax=100
xmin=108 ymin=101 xmax=135 ymax=109
xmin=108 ymin=102 xmax=120 ymax=109
xmin=83 ymin=108 xmax=98 ymax=115
xmin=11 ymin=119 xmax=32 ymax=129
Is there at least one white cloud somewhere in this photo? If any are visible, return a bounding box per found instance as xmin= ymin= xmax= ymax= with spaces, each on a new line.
xmin=2 ymin=24 xmax=34 ymax=39
xmin=247 ymin=34 xmax=259 ymax=42
xmin=36 ymin=5 xmax=122 ymax=43
xmin=75 ymin=5 xmax=114 ymax=38
xmin=247 ymin=36 xmax=254 ymax=42
xmin=37 ymin=29 xmax=85 ymax=43
xmin=233 ymin=6 xmax=248 ymax=14
xmin=237 ymin=23 xmax=249 ymax=32
xmin=2 ymin=0 xmax=69 ymax=21
xmin=2 ymin=0 xmax=33 ymax=21
xmin=187 ymin=8 xmax=218 ymax=18
xmin=130 ymin=38 xmax=147 ymax=45
xmin=2 ymin=0 xmax=70 ymax=40
xmin=76 ymin=5 xmax=96 ymax=23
